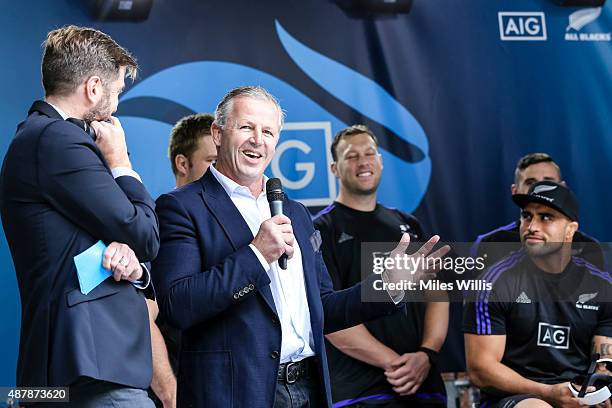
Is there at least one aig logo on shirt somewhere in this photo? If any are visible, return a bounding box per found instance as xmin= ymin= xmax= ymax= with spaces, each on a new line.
xmin=537 ymin=322 xmax=570 ymax=350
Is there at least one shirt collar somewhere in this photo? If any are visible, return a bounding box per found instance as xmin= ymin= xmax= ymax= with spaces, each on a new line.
xmin=209 ymin=164 xmax=268 ymax=198
xmin=46 ymin=102 xmax=69 ymax=120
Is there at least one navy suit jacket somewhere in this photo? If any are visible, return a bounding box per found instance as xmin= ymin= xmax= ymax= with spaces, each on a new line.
xmin=152 ymin=170 xmax=397 ymax=408
xmin=0 ymin=101 xmax=160 ymax=388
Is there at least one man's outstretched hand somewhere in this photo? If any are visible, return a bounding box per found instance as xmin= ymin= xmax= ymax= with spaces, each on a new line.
xmin=382 ymin=234 xmax=451 ymax=298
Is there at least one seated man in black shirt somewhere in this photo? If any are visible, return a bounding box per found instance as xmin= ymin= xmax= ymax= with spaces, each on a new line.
xmin=471 ymin=153 xmax=606 ymax=270
xmin=314 ymin=125 xmax=448 ymax=407
xmin=463 ymin=180 xmax=612 ymax=408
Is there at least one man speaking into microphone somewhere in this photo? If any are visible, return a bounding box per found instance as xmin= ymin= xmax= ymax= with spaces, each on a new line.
xmin=151 ymin=86 xmax=448 ymax=408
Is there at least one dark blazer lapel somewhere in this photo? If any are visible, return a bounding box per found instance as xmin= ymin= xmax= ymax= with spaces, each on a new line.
xmin=198 ymin=170 xmax=278 ymax=316
xmin=198 ymin=171 xmax=252 ymax=251
xmin=28 ymin=101 xmax=112 ymax=173
xmin=29 ymin=100 xmax=63 ymax=119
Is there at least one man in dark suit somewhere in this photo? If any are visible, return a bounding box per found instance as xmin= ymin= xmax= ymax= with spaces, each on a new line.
xmin=0 ymin=26 xmax=159 ymax=406
xmin=152 ymin=86 xmax=448 ymax=408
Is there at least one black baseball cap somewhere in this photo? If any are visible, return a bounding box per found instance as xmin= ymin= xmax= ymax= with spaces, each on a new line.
xmin=512 ymin=180 xmax=579 ymax=222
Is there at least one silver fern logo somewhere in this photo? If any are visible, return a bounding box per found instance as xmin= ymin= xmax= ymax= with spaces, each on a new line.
xmin=567 ymin=8 xmax=601 ymax=32
xmin=577 ymin=292 xmax=598 ymax=304
xmin=565 ymin=8 xmax=611 ymax=42
xmin=533 ymin=184 xmax=558 ymax=194
xmin=576 ymin=292 xmax=600 ymax=310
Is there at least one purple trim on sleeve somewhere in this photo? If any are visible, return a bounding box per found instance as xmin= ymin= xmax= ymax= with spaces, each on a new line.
xmin=573 ymin=256 xmax=612 ymax=284
xmin=476 ymin=250 xmax=525 ymax=334
xmin=470 ymin=221 xmax=518 ymax=258
xmin=333 ymin=394 xmax=394 ymax=407
xmin=311 ymin=203 xmax=335 ymax=221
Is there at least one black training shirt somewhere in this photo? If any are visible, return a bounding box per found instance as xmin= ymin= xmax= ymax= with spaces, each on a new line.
xmin=314 ymin=202 xmax=446 ymax=404
xmin=463 ymin=250 xmax=612 ymax=398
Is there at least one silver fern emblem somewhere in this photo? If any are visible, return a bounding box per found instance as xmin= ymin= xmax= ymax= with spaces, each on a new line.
xmin=577 ymin=292 xmax=598 ymax=304
xmin=567 ymin=8 xmax=602 ymax=32
xmin=533 ymin=184 xmax=558 ymax=194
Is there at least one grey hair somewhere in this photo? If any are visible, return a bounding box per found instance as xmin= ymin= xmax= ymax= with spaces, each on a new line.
xmin=214 ymin=86 xmax=285 ymax=130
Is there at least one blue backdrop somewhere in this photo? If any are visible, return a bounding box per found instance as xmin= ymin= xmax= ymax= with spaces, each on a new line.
xmin=0 ymin=0 xmax=610 ymax=385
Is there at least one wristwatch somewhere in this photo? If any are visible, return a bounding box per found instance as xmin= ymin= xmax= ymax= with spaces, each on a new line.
xmin=418 ymin=346 xmax=439 ymax=366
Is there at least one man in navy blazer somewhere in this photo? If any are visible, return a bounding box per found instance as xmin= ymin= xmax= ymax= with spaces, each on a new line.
xmin=152 ymin=86 xmax=447 ymax=408
xmin=0 ymin=26 xmax=159 ymax=406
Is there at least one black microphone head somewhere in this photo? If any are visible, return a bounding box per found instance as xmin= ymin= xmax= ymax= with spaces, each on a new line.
xmin=266 ymin=178 xmax=284 ymax=202
xmin=266 ymin=178 xmax=282 ymax=192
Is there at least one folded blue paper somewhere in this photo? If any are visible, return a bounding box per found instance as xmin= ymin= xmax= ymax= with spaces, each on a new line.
xmin=74 ymin=240 xmax=112 ymax=295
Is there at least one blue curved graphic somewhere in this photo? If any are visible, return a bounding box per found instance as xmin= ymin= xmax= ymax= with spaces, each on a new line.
xmin=275 ymin=20 xmax=431 ymax=211
xmin=275 ymin=21 xmax=429 ymax=156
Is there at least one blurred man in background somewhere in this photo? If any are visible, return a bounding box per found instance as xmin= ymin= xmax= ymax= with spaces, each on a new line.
xmin=148 ymin=112 xmax=217 ymax=408
xmin=168 ymin=113 xmax=217 ymax=187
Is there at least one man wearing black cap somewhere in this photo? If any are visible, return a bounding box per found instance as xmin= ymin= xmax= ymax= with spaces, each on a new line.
xmin=463 ymin=181 xmax=612 ymax=408
xmin=471 ymin=153 xmax=606 ymax=271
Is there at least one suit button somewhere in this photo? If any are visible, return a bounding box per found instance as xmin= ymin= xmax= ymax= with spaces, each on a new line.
xmin=249 ymin=284 xmax=255 ymax=290
xmin=239 ymin=289 xmax=244 ymax=296
xmin=233 ymin=293 xmax=239 ymax=299
xmin=270 ymin=351 xmax=279 ymax=359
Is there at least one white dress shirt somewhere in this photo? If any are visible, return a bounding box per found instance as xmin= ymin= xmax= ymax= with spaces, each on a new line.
xmin=209 ymin=165 xmax=315 ymax=363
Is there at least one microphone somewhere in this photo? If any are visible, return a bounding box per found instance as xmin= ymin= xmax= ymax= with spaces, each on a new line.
xmin=266 ymin=178 xmax=287 ymax=270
